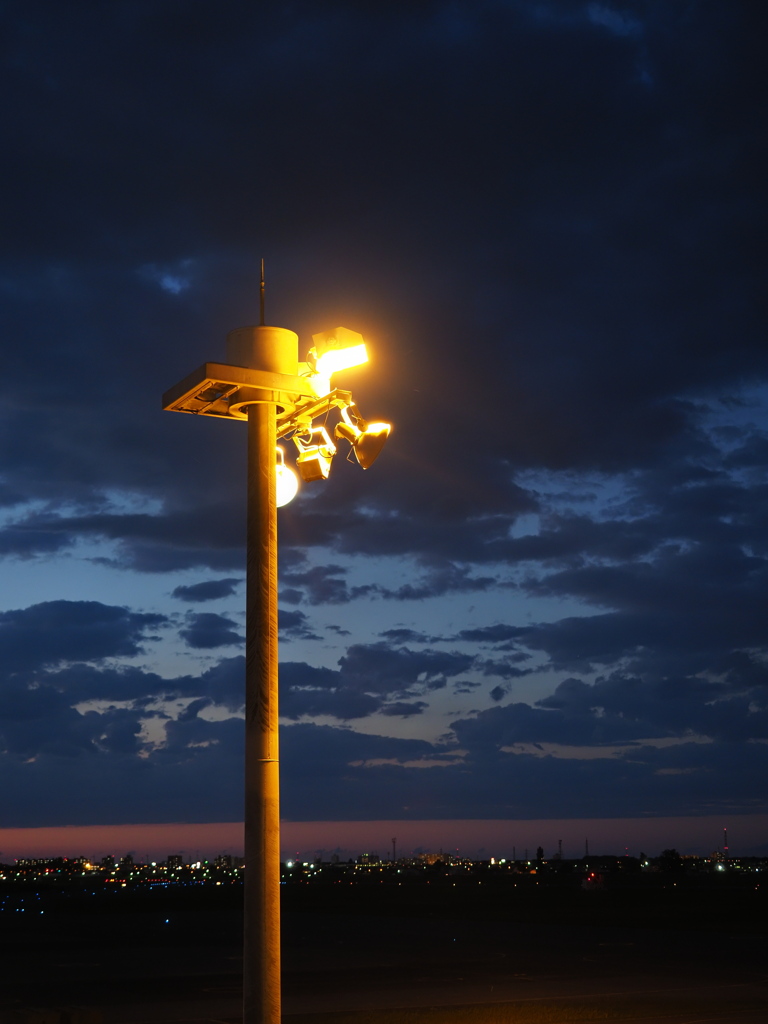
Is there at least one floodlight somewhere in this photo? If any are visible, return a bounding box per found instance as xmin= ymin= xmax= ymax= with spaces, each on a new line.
xmin=293 ymin=425 xmax=337 ymax=482
xmin=309 ymin=326 xmax=368 ymax=378
xmin=334 ymin=404 xmax=391 ymax=469
xmin=275 ymin=446 xmax=299 ymax=507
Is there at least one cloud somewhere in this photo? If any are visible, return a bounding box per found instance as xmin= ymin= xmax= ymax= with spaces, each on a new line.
xmin=0 ymin=505 xmax=247 ymax=572
xmin=19 ymin=662 xmax=186 ymax=706
xmin=280 ymin=686 xmax=381 ymax=721
xmin=0 ymin=718 xmax=248 ymax=828
xmin=0 ymin=1 xmax=766 ymax=832
xmin=455 ymin=625 xmax=526 ymax=646
xmin=451 ymin=699 xmax=651 ymax=751
xmin=6 ymin=721 xmax=767 ymax=829
xmin=279 ymin=564 xmax=364 ymax=605
xmin=2 ymin=636 xmax=767 ymax=828
xmin=278 ymin=557 xmax=500 ymax=605
xmin=0 ymin=601 xmax=166 ymax=673
xmin=0 ymin=701 xmax=146 ymax=761
xmin=477 ymin=657 xmax=532 ymax=679
xmin=376 ymin=560 xmax=499 ymax=601
xmin=517 ymin=546 xmax=768 ymax=678
xmin=277 ymin=661 xmax=381 ymax=720
xmin=338 ymin=643 xmax=475 ymax=696
xmin=2 ymin=6 xmax=763 ymax=480
xmin=447 ymin=663 xmax=768 ymax=752
xmin=171 ymin=578 xmax=242 ymax=602
xmin=276 ymin=660 xmax=373 ymax=721
xmin=278 ymin=609 xmax=321 ymax=641
xmin=179 ymin=611 xmax=243 ymax=649
xmin=380 ymin=701 xmax=428 ymax=717
xmin=586 ymin=3 xmax=643 ymax=39
xmin=279 ymin=662 xmax=340 ymax=691
xmin=194 ymin=656 xmax=246 ymax=711
xmin=537 ymin=671 xmax=768 ymax=744
xmin=278 ymin=641 xmax=482 ymax=719
xmin=379 ymin=628 xmax=431 ymax=644
xmin=0 ymin=524 xmax=73 ymax=558
xmin=138 ymin=259 xmax=197 ymax=295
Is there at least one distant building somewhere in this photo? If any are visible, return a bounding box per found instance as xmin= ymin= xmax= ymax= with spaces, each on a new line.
xmin=417 ymin=853 xmax=443 ymax=866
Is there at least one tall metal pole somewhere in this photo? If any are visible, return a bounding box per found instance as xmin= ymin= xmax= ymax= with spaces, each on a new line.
xmin=162 ymin=311 xmax=384 ymax=1024
xmin=244 ymin=400 xmax=281 ymax=1024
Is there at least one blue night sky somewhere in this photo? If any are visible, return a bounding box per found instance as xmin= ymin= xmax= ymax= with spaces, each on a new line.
xmin=1 ymin=1 xmax=767 ymax=857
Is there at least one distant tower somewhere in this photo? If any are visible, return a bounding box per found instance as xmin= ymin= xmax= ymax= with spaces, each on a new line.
xmin=585 ymin=838 xmax=589 ymax=858
xmin=558 ymin=839 xmax=563 ymax=860
xmin=723 ymin=827 xmax=728 ymax=860
xmin=392 ymin=837 xmax=397 ymax=863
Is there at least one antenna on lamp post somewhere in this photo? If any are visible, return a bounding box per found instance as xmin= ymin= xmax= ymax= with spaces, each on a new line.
xmin=259 ymin=258 xmax=265 ymax=327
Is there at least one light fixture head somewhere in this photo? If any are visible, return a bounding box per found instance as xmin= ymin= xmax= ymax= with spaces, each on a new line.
xmin=309 ymin=326 xmax=368 ymax=379
xmin=275 ymin=446 xmax=299 ymax=506
xmin=334 ymin=404 xmax=391 ymax=470
xmin=292 ymin=425 xmax=337 ymax=482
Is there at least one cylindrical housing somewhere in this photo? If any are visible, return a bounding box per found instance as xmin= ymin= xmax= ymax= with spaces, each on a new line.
xmin=227 ymin=325 xmax=299 ymax=375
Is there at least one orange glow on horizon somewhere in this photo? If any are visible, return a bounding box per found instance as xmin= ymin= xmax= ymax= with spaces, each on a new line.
xmin=1 ymin=814 xmax=766 ymax=861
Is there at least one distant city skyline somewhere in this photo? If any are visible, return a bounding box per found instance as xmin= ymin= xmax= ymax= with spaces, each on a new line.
xmin=1 ymin=814 xmax=764 ymax=863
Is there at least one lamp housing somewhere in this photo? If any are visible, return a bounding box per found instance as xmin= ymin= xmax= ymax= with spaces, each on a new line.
xmin=309 ymin=326 xmax=368 ymax=378
xmin=293 ymin=425 xmax=337 ymax=482
xmin=334 ymin=405 xmax=391 ymax=469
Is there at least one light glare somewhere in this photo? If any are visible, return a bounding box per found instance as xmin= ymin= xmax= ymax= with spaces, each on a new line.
xmin=275 ymin=446 xmax=299 ymax=506
xmin=314 ymin=343 xmax=368 ymax=377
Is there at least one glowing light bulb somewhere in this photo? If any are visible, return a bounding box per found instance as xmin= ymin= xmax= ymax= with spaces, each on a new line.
xmin=309 ymin=326 xmax=368 ymax=386
xmin=275 ymin=447 xmax=299 ymax=506
xmin=315 ymin=342 xmax=368 ymax=377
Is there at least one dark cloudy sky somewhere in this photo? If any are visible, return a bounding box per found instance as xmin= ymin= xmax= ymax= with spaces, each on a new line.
xmin=1 ymin=1 xmax=767 ymax=855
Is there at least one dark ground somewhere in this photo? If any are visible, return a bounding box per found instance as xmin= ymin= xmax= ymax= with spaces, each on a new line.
xmin=1 ymin=875 xmax=766 ymax=1022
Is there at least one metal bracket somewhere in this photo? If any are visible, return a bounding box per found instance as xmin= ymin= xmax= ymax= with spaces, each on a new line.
xmin=162 ymin=363 xmax=356 ymax=436
xmin=161 ymin=362 xmax=320 ymax=420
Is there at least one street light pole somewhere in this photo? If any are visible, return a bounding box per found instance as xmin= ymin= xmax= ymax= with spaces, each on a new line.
xmin=236 ymin=323 xmax=299 ymax=1024
xmin=244 ymin=400 xmax=281 ymax=1024
xmin=163 ymin=304 xmax=390 ymax=1024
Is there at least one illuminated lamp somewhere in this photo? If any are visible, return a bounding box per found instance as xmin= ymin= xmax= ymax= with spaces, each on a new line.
xmin=275 ymin=446 xmax=299 ymax=507
xmin=307 ymin=326 xmax=368 ymax=395
xmin=334 ymin=404 xmax=391 ymax=469
xmin=292 ymin=425 xmax=336 ymax=481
